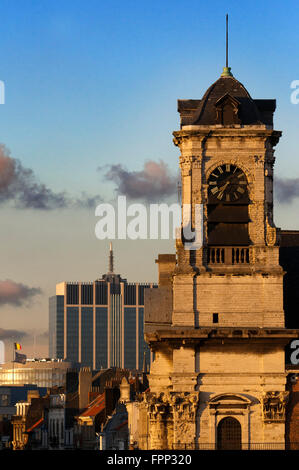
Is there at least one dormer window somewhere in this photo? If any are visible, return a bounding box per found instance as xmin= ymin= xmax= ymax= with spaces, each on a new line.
xmin=215 ymin=93 xmax=241 ymax=125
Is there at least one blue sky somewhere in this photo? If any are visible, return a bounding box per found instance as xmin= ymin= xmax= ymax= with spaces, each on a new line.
xmin=0 ymin=0 xmax=299 ymax=356
xmin=1 ymin=0 xmax=299 ymax=185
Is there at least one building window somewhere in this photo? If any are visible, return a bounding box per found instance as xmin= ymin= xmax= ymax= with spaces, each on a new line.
xmin=81 ymin=284 xmax=93 ymax=305
xmin=1 ymin=394 xmax=9 ymax=406
xmin=213 ymin=313 xmax=219 ymax=324
xmin=124 ymin=284 xmax=136 ymax=305
xmin=95 ymin=281 xmax=107 ymax=305
xmin=67 ymin=284 xmax=79 ymax=304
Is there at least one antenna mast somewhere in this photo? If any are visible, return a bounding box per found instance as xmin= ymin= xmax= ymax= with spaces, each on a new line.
xmin=226 ymin=13 xmax=229 ymax=68
xmin=221 ymin=14 xmax=233 ymax=77
xmin=109 ymin=242 xmax=114 ymax=273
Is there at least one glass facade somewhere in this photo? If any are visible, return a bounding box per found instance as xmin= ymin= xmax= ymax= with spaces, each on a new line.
xmin=81 ymin=307 xmax=93 ymax=367
xmin=124 ymin=307 xmax=137 ymax=370
xmin=81 ymin=284 xmax=93 ymax=304
xmin=124 ymin=284 xmax=136 ymax=305
xmin=66 ymin=307 xmax=79 ymax=362
xmin=0 ymin=364 xmax=70 ymax=388
xmin=66 ymin=284 xmax=79 ymax=304
xmin=49 ymin=295 xmax=64 ymax=359
xmin=96 ymin=307 xmax=108 ymax=369
xmin=49 ymin=296 xmax=56 ymax=358
xmin=110 ymin=294 xmax=122 ymax=368
xmin=50 ymin=279 xmax=156 ymax=371
xmin=95 ymin=281 xmax=107 ymax=304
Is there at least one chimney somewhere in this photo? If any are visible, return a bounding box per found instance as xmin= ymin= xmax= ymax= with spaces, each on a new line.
xmin=78 ymin=367 xmax=92 ymax=410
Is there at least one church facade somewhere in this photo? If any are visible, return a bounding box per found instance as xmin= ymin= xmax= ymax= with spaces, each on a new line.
xmin=127 ymin=66 xmax=299 ymax=450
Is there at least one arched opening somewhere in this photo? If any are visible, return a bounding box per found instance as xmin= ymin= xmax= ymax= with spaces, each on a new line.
xmin=217 ymin=417 xmax=241 ymax=450
xmin=207 ymin=164 xmax=250 ymax=249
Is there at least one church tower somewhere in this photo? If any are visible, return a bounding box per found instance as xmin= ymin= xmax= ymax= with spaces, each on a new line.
xmin=132 ymin=65 xmax=299 ymax=450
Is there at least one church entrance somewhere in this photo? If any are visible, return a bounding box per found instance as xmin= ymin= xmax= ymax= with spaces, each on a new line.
xmin=217 ymin=417 xmax=242 ymax=450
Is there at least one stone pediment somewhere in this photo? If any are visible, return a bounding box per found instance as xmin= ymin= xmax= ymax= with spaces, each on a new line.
xmin=209 ymin=393 xmax=252 ymax=409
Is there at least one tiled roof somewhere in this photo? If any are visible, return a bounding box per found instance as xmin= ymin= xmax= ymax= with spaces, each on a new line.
xmin=80 ymin=393 xmax=105 ymax=417
xmin=26 ymin=417 xmax=44 ymax=433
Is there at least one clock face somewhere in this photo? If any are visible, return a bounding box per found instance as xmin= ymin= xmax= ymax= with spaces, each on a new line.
xmin=208 ymin=164 xmax=248 ymax=202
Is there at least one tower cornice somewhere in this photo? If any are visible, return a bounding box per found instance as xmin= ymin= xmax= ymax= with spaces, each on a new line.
xmin=173 ymin=128 xmax=282 ymax=148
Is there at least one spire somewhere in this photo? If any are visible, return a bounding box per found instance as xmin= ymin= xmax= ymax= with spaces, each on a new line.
xmin=108 ymin=242 xmax=114 ymax=273
xmin=221 ymin=14 xmax=233 ymax=77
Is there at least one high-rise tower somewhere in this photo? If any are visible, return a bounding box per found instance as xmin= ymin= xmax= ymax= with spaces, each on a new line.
xmin=49 ymin=245 xmax=156 ymax=371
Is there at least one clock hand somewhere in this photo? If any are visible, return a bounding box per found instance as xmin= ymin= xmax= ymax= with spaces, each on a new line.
xmin=218 ymin=181 xmax=230 ymax=197
xmin=218 ymin=181 xmax=230 ymax=192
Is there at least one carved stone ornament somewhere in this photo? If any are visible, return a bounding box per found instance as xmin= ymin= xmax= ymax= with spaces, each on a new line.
xmin=265 ymin=217 xmax=277 ymax=246
xmin=140 ymin=391 xmax=199 ymax=421
xmin=262 ymin=391 xmax=289 ymax=422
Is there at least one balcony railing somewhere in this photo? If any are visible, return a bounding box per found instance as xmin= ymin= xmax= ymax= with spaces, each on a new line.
xmin=136 ymin=440 xmax=298 ymax=451
xmin=171 ymin=442 xmax=290 ymax=450
xmin=208 ymin=247 xmax=250 ymax=265
xmin=173 ymin=442 xmax=289 ymax=450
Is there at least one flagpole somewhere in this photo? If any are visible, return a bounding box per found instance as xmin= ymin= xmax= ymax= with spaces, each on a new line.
xmin=12 ymin=342 xmax=15 ymax=385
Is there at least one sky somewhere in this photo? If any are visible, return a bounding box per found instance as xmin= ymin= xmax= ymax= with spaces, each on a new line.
xmin=0 ymin=0 xmax=299 ymax=359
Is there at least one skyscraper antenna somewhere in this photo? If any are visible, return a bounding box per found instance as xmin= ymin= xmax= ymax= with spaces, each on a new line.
xmin=109 ymin=242 xmax=114 ymax=273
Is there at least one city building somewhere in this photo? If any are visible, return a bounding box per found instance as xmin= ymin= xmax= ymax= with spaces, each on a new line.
xmin=279 ymin=230 xmax=299 ymax=329
xmin=49 ymin=244 xmax=157 ymax=370
xmin=0 ymin=359 xmax=73 ymax=388
xmin=0 ymin=385 xmax=47 ymax=449
xmin=9 ymin=366 xmax=136 ymax=450
xmin=11 ymin=389 xmax=48 ymax=450
xmin=75 ymin=371 xmax=148 ymax=450
xmin=127 ymin=63 xmax=299 ymax=450
xmin=286 ymin=366 xmax=299 ymax=449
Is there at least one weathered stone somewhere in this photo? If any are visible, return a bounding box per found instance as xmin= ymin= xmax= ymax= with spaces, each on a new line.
xmin=127 ymin=71 xmax=299 ymax=450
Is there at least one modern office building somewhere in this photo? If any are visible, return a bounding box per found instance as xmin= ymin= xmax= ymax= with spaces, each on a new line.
xmin=49 ymin=244 xmax=157 ymax=370
xmin=0 ymin=359 xmax=72 ymax=388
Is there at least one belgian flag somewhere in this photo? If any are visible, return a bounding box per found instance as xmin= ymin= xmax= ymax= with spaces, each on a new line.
xmin=14 ymin=342 xmax=22 ymax=350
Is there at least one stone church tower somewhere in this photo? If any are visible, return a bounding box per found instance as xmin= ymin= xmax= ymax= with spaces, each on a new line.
xmin=129 ymin=66 xmax=299 ymax=450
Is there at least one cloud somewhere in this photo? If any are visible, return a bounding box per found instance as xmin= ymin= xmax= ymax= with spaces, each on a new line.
xmin=99 ymin=160 xmax=178 ymax=202
xmin=0 ymin=144 xmax=102 ymax=210
xmin=0 ymin=328 xmax=28 ymax=340
xmin=275 ymin=177 xmax=299 ymax=204
xmin=0 ymin=280 xmax=42 ymax=307
xmin=0 ymin=145 xmax=177 ymax=208
xmin=73 ymin=192 xmax=103 ymax=209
